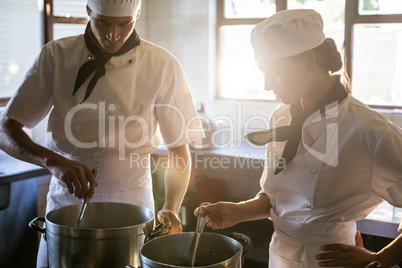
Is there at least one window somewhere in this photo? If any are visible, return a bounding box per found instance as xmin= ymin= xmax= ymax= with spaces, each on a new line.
xmin=347 ymin=0 xmax=402 ymax=107
xmin=216 ymin=0 xmax=277 ymax=101
xmin=359 ymin=0 xmax=402 ymax=15
xmin=53 ymin=23 xmax=87 ymax=40
xmin=224 ymin=0 xmax=277 ymax=18
xmin=53 ymin=0 xmax=88 ymax=18
xmin=217 ymin=0 xmax=402 ymax=108
xmin=352 ymin=23 xmax=402 ymax=105
xmin=0 ymin=0 xmax=88 ymax=105
xmin=217 ymin=0 xmax=345 ymax=102
xmin=218 ymin=24 xmax=277 ymax=100
xmin=44 ymin=0 xmax=88 ymax=44
xmin=0 ymin=0 xmax=42 ymax=100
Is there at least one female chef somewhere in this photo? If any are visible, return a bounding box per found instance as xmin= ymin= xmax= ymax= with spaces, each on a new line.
xmin=0 ymin=0 xmax=204 ymax=267
xmin=195 ymin=9 xmax=402 ymax=268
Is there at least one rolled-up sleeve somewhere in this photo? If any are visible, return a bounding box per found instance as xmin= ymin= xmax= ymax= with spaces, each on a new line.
xmin=371 ymin=125 xmax=402 ymax=210
xmin=3 ymin=43 xmax=54 ymax=129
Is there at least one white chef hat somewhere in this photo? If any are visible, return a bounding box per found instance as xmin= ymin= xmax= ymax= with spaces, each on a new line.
xmin=251 ymin=9 xmax=326 ymax=62
xmin=87 ymin=0 xmax=141 ymax=17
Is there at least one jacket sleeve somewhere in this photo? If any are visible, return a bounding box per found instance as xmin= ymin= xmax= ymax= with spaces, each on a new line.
xmin=371 ymin=125 xmax=402 ymax=212
xmin=154 ymin=54 xmax=204 ymax=148
xmin=3 ymin=42 xmax=54 ymax=129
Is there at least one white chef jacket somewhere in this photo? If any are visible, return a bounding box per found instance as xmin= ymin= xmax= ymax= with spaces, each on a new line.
xmin=4 ymin=34 xmax=204 ymax=159
xmin=3 ymin=33 xmax=206 ymax=266
xmin=4 ymin=34 xmax=205 ymax=267
xmin=3 ymin=33 xmax=204 ymax=195
xmin=259 ymin=94 xmax=402 ymax=267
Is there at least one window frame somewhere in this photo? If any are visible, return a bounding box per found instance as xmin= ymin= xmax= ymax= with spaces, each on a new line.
xmin=217 ymin=0 xmax=402 ymax=109
xmin=43 ymin=0 xmax=88 ymax=44
xmin=345 ymin=0 xmax=402 ymax=109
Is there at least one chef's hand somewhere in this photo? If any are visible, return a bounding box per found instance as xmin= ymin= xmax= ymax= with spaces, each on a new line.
xmin=46 ymin=156 xmax=98 ymax=199
xmin=194 ymin=202 xmax=240 ymax=230
xmin=157 ymin=209 xmax=183 ymax=234
xmin=315 ymin=231 xmax=376 ymax=267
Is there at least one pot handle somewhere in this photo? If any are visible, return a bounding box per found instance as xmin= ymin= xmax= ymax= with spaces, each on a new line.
xmin=144 ymin=222 xmax=169 ymax=243
xmin=29 ymin=217 xmax=46 ymax=233
xmin=29 ymin=217 xmax=47 ymax=241
xmin=228 ymin=232 xmax=253 ymax=256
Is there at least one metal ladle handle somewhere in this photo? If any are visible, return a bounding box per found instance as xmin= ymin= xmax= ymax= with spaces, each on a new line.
xmin=196 ymin=202 xmax=210 ymax=234
xmin=75 ymin=162 xmax=99 ymax=228
xmin=191 ymin=202 xmax=211 ymax=267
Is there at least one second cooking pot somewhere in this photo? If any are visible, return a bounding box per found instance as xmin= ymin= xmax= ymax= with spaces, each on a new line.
xmin=140 ymin=232 xmax=252 ymax=268
xmin=30 ymin=202 xmax=154 ymax=268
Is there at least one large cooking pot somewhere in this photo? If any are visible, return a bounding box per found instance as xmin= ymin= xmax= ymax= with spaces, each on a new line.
xmin=29 ymin=202 xmax=154 ymax=268
xmin=140 ymin=232 xmax=252 ymax=268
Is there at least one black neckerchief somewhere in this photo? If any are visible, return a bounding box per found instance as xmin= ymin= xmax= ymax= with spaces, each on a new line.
xmin=273 ymin=75 xmax=348 ymax=175
xmin=73 ymin=22 xmax=141 ymax=103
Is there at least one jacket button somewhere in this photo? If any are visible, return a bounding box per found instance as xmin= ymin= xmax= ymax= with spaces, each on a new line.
xmin=88 ymin=55 xmax=92 ymax=60
xmin=304 ymin=203 xmax=313 ymax=211
xmin=128 ymin=59 xmax=133 ymax=63
xmin=310 ymin=168 xmax=319 ymax=174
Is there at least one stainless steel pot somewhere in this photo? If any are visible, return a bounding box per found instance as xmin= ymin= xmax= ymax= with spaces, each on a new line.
xmin=140 ymin=232 xmax=252 ymax=268
xmin=29 ymin=202 xmax=154 ymax=268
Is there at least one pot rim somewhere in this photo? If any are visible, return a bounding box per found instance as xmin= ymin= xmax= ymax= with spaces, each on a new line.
xmin=140 ymin=232 xmax=243 ymax=268
xmin=45 ymin=202 xmax=155 ymax=238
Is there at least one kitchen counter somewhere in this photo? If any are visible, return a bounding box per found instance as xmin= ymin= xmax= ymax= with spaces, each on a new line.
xmin=0 ymin=153 xmax=50 ymax=184
xmin=0 ymin=152 xmax=50 ymax=211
